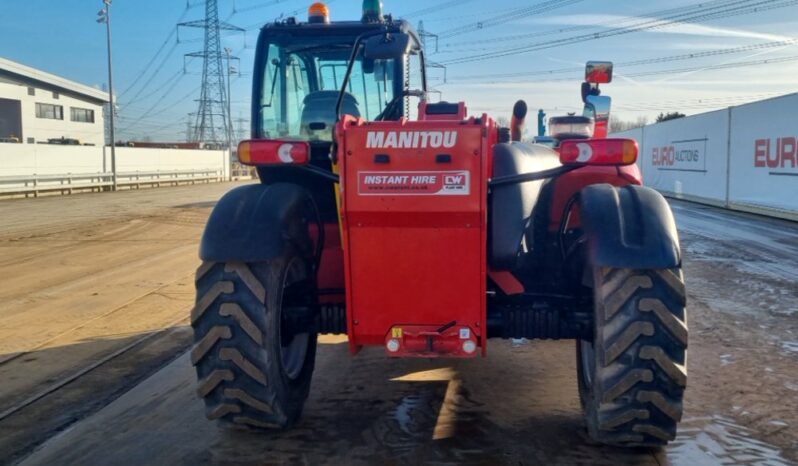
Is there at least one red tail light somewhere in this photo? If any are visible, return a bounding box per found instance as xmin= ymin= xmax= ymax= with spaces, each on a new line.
xmin=559 ymin=138 xmax=638 ymax=166
xmin=238 ymin=140 xmax=310 ymax=166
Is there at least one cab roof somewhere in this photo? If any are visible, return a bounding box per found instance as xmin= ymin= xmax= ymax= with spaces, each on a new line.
xmin=260 ymin=17 xmax=421 ymax=44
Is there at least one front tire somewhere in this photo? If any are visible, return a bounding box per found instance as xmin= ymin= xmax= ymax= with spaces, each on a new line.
xmin=578 ymin=267 xmax=687 ymax=447
xmin=191 ymin=256 xmax=317 ymax=429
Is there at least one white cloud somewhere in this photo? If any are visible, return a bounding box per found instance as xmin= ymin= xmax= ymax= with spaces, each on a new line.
xmin=532 ymin=14 xmax=792 ymax=42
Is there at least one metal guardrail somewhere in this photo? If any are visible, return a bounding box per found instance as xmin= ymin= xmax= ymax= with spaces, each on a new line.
xmin=231 ymin=167 xmax=256 ymax=180
xmin=0 ymin=169 xmax=223 ymax=198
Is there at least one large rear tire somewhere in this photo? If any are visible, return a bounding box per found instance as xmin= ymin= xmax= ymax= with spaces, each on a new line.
xmin=191 ymin=256 xmax=317 ymax=429
xmin=577 ymin=267 xmax=687 ymax=447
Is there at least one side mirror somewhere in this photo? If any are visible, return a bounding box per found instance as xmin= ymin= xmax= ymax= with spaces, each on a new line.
xmin=584 ymin=95 xmax=611 ymax=122
xmin=364 ymin=33 xmax=411 ymax=60
xmin=584 ymin=95 xmax=612 ymax=139
xmin=585 ymin=61 xmax=613 ymax=84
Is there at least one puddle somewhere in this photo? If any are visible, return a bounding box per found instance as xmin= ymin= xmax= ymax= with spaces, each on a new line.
xmin=781 ymin=341 xmax=798 ymax=354
xmin=720 ymin=354 xmax=734 ymax=366
xmin=392 ymin=394 xmax=431 ymax=436
xmin=665 ymin=416 xmax=792 ymax=466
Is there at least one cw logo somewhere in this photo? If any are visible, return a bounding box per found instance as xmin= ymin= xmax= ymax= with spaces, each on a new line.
xmin=444 ymin=174 xmax=465 ymax=185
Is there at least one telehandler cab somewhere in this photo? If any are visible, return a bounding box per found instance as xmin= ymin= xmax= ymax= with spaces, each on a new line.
xmin=191 ymin=1 xmax=687 ymax=447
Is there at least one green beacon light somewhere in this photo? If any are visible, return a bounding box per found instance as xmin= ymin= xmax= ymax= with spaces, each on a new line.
xmin=362 ymin=0 xmax=383 ymax=22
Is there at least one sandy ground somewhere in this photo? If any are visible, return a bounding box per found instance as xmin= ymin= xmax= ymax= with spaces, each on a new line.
xmin=0 ymin=183 xmax=241 ymax=464
xmin=0 ymin=184 xmax=796 ymax=465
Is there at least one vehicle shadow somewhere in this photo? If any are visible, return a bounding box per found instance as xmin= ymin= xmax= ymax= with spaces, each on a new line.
xmin=0 ymin=326 xmax=193 ymax=465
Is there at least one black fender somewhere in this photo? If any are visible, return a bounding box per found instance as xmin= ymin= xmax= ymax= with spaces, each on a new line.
xmin=199 ymin=183 xmax=318 ymax=263
xmin=580 ymin=184 xmax=681 ymax=269
xmin=489 ymin=142 xmax=561 ymax=270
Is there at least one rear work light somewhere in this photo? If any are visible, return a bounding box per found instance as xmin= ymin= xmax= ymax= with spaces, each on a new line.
xmin=549 ymin=115 xmax=594 ymax=140
xmin=559 ymin=138 xmax=638 ymax=166
xmin=238 ymin=140 xmax=310 ymax=166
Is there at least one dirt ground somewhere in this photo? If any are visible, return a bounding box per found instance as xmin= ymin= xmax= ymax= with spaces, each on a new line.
xmin=0 ymin=183 xmax=233 ymax=464
xmin=0 ymin=184 xmax=796 ymax=465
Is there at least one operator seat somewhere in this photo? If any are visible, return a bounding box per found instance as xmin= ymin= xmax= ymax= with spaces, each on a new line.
xmin=301 ymin=91 xmax=360 ymax=140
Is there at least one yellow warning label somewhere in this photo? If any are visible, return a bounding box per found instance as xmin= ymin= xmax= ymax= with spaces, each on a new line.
xmin=391 ymin=327 xmax=403 ymax=338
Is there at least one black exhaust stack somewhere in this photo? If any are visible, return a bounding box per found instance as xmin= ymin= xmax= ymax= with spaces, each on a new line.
xmin=510 ymin=100 xmax=527 ymax=142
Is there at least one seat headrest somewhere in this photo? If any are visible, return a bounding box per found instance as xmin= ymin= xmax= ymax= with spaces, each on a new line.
xmin=302 ymin=90 xmax=358 ymax=106
xmin=301 ymin=91 xmax=361 ymax=135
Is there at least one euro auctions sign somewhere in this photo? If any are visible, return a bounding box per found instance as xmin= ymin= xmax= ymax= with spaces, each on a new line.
xmin=728 ymin=93 xmax=798 ymax=215
xmin=753 ymin=137 xmax=797 ymax=173
xmin=651 ymin=138 xmax=707 ymax=172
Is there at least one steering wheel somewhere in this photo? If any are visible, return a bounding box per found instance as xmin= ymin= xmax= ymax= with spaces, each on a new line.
xmin=374 ymin=91 xmax=410 ymax=122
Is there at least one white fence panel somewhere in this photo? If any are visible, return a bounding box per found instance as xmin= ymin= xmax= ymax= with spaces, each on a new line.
xmin=114 ymin=147 xmax=228 ymax=173
xmin=728 ymin=94 xmax=798 ymax=217
xmin=0 ymin=144 xmax=226 ymax=177
xmin=0 ymin=144 xmax=229 ymax=198
xmin=639 ymin=109 xmax=729 ymax=206
xmin=610 ymin=92 xmax=798 ymax=220
xmin=0 ymin=144 xmax=105 ymax=176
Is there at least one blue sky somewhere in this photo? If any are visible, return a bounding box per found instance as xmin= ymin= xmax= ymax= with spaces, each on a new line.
xmin=1 ymin=0 xmax=796 ymax=141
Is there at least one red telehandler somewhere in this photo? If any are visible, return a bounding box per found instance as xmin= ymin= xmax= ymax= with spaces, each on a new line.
xmin=191 ymin=1 xmax=687 ymax=447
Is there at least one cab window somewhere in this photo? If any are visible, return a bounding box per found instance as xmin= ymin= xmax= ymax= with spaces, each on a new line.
xmin=259 ymin=38 xmax=399 ymax=142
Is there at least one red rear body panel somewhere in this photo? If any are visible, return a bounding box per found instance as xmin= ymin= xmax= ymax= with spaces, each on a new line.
xmin=315 ymin=223 xmax=345 ymax=304
xmin=336 ymin=116 xmax=495 ymax=356
xmin=547 ymin=164 xmax=643 ymax=231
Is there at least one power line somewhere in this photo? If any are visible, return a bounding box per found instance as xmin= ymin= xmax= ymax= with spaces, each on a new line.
xmin=233 ymin=0 xmax=294 ymax=14
xmin=615 ymin=55 xmax=798 ymax=79
xmin=435 ymin=0 xmax=767 ymax=51
xmin=411 ymin=11 xmax=490 ymax=24
xmin=470 ymin=93 xmax=783 ymax=115
xmin=118 ymin=6 xmax=191 ymax=99
xmin=398 ymin=0 xmax=478 ymax=19
xmin=441 ymin=0 xmax=798 ymax=65
xmin=614 ymin=93 xmax=782 ymax=112
xmin=121 ymin=41 xmax=180 ymax=105
xmin=118 ymin=80 xmax=200 ymax=132
xmin=118 ymin=29 xmax=177 ymax=99
xmin=130 ymin=69 xmax=185 ymax=101
xmin=240 ymin=0 xmax=340 ymax=31
xmin=120 ymin=47 xmax=245 ymax=133
xmin=449 ymin=39 xmax=798 ymax=81
xmin=117 ymin=117 xmax=188 ymax=130
xmin=448 ymin=54 xmax=798 ymax=85
xmin=437 ymin=0 xmax=585 ymax=39
xmin=440 ymin=0 xmax=782 ymax=62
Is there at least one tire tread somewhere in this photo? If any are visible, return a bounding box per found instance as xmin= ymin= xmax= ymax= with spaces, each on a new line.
xmin=190 ymin=260 xmax=316 ymax=430
xmin=580 ymin=267 xmax=687 ymax=447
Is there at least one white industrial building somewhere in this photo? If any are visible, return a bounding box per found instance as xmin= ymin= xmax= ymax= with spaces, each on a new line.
xmin=0 ymin=56 xmax=108 ymax=146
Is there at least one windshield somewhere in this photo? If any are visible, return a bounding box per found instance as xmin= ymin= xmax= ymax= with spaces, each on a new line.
xmin=258 ymin=37 xmax=399 ymax=142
